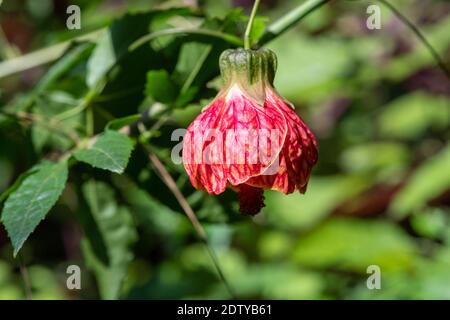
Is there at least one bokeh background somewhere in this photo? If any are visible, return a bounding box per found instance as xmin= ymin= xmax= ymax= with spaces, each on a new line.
xmin=0 ymin=0 xmax=449 ymax=299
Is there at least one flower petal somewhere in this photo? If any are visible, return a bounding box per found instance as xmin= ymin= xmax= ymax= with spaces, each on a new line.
xmin=245 ymin=88 xmax=318 ymax=194
xmin=182 ymin=85 xmax=288 ymax=194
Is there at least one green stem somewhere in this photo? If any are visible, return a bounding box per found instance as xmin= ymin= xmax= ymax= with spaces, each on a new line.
xmin=258 ymin=0 xmax=449 ymax=81
xmin=86 ymin=106 xmax=94 ymax=136
xmin=244 ymin=0 xmax=262 ymax=49
xmin=54 ymin=81 xmax=103 ymax=122
xmin=0 ymin=29 xmax=103 ymax=79
xmin=129 ymin=28 xmax=243 ymax=52
xmin=17 ymin=254 xmax=33 ymax=300
xmin=259 ymin=0 xmax=331 ymax=45
xmin=378 ymin=0 xmax=450 ymax=80
xmin=1 ymin=110 xmax=80 ymax=143
xmin=181 ymin=46 xmax=212 ymax=94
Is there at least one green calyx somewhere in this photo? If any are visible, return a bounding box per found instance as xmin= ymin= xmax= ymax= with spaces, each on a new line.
xmin=219 ymin=48 xmax=278 ymax=106
xmin=220 ymin=48 xmax=278 ymax=86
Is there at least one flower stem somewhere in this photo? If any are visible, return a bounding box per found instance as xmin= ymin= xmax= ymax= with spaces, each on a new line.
xmin=244 ymin=0 xmax=262 ymax=50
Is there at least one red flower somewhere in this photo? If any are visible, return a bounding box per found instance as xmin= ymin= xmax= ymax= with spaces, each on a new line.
xmin=182 ymin=48 xmax=318 ymax=215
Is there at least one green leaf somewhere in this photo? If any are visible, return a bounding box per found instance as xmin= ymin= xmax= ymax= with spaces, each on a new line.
xmin=389 ymin=144 xmax=450 ymax=218
xmin=145 ymin=70 xmax=178 ymax=104
xmin=175 ymin=42 xmax=209 ymax=79
xmin=268 ymin=34 xmax=352 ymax=104
xmin=292 ymin=219 xmax=417 ymax=272
xmin=378 ymin=92 xmax=450 ymax=140
xmin=264 ymin=176 xmax=370 ymax=230
xmin=86 ymin=12 xmax=154 ymax=87
xmin=410 ymin=208 xmax=449 ymax=240
xmin=1 ymin=161 xmax=68 ymax=256
xmin=36 ymin=43 xmax=94 ymax=94
xmin=173 ymin=42 xmax=213 ymax=107
xmin=339 ymin=142 xmax=411 ymax=182
xmin=31 ymin=92 xmax=81 ymax=153
xmin=0 ymin=164 xmax=44 ymax=204
xmin=172 ymin=8 xmax=245 ymax=107
xmin=16 ymin=43 xmax=94 ymax=112
xmin=81 ymin=180 xmax=137 ymax=299
xmin=74 ymin=130 xmax=134 ymax=174
xmin=86 ymin=8 xmax=194 ymax=88
xmin=112 ymin=175 xmax=186 ymax=235
xmin=202 ymin=0 xmax=233 ymax=19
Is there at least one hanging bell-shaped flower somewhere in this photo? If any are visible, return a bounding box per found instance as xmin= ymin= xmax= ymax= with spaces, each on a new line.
xmin=182 ymin=48 xmax=318 ymax=215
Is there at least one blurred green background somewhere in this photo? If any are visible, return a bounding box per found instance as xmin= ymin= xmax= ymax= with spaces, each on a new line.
xmin=0 ymin=0 xmax=449 ymax=299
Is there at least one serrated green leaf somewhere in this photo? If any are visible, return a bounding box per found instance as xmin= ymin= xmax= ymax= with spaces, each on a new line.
xmin=74 ymin=130 xmax=134 ymax=174
xmin=390 ymin=144 xmax=450 ymax=218
xmin=81 ymin=180 xmax=137 ymax=299
xmin=1 ymin=161 xmax=68 ymax=256
xmin=145 ymin=70 xmax=178 ymax=104
xmin=0 ymin=163 xmax=44 ymax=204
xmin=31 ymin=92 xmax=81 ymax=153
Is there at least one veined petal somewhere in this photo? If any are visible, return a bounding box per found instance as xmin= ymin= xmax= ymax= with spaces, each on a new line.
xmin=182 ymin=85 xmax=287 ymax=194
xmin=270 ymin=88 xmax=318 ymax=193
xmin=245 ymin=88 xmax=318 ymax=194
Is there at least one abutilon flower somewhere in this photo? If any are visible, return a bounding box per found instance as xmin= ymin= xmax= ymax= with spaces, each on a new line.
xmin=182 ymin=48 xmax=318 ymax=215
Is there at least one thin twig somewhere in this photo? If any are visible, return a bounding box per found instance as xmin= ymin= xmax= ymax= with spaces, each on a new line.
xmin=1 ymin=110 xmax=80 ymax=143
xmin=258 ymin=0 xmax=450 ymax=80
xmin=147 ymin=150 xmax=236 ymax=299
xmin=378 ymin=0 xmax=450 ymax=81
xmin=17 ymin=254 xmax=33 ymax=300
